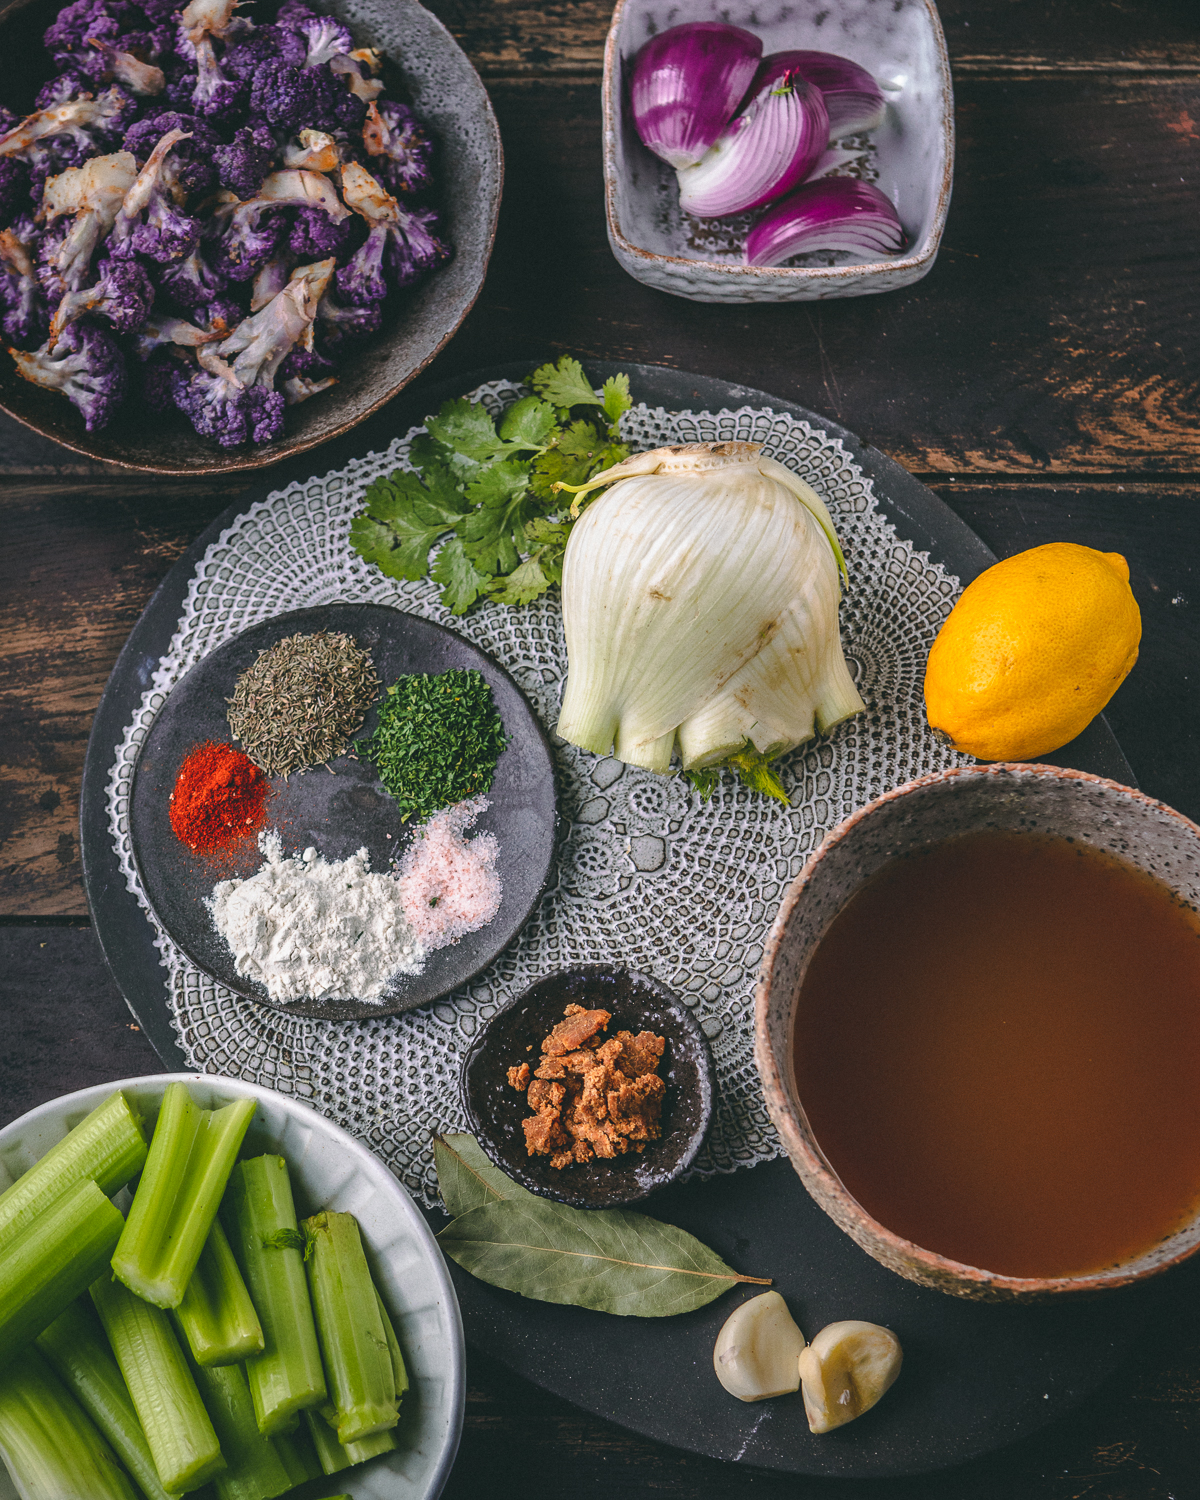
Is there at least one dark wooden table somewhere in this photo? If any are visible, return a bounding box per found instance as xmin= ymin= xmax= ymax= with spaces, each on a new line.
xmin=3 ymin=2 xmax=1199 ymax=1495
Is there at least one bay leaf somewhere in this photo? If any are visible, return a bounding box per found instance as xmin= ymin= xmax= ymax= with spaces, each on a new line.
xmin=437 ymin=1197 xmax=770 ymax=1317
xmin=433 ymin=1133 xmax=538 ymax=1217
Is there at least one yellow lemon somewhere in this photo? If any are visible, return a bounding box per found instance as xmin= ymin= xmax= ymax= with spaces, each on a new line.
xmin=924 ymin=542 xmax=1141 ymax=762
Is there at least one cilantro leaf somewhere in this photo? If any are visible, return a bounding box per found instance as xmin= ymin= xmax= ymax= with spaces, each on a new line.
xmin=464 ymin=458 xmax=531 ymax=510
xmin=426 ymin=397 xmax=505 ymax=463
xmin=431 ymin=537 xmax=486 ymax=615
xmin=486 ymin=555 xmax=553 ymax=606
xmin=527 ymin=356 xmax=604 ymax=412
xmin=555 ymin=419 xmax=603 ymax=460
xmin=601 ymin=373 xmax=633 ymax=425
xmin=498 ymin=395 xmax=558 ymax=449
xmin=348 ymin=468 xmax=467 ymax=580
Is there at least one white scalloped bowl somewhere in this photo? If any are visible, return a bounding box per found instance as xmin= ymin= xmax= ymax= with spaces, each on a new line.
xmin=0 ymin=1074 xmax=465 ymax=1500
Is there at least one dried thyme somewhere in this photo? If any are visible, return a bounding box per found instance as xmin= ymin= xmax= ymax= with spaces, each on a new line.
xmin=356 ymin=669 xmax=508 ymax=820
xmin=227 ymin=631 xmax=381 ymax=777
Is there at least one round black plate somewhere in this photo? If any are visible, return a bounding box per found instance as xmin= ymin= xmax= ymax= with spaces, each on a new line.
xmin=82 ymin=359 xmax=1143 ymax=1478
xmin=129 ymin=603 xmax=557 ymax=1019
xmin=462 ymin=964 xmax=713 ymax=1208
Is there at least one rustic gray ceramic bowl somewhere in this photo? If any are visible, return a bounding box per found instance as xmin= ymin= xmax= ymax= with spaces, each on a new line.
xmin=602 ymin=0 xmax=953 ymax=302
xmin=755 ymin=763 xmax=1200 ymax=1302
xmin=0 ymin=0 xmax=501 ymax=473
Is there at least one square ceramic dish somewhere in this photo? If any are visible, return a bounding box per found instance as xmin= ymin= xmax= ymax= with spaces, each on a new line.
xmin=602 ymin=0 xmax=955 ymax=302
xmin=0 ymin=1074 xmax=465 ymax=1500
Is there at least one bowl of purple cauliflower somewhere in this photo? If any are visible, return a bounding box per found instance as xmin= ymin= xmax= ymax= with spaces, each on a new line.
xmin=0 ymin=0 xmax=501 ymax=469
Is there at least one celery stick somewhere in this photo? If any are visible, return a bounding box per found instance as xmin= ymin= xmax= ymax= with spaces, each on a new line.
xmin=37 ymin=1298 xmax=176 ymax=1500
xmin=0 ymin=1345 xmax=139 ymax=1500
xmin=91 ymin=1273 xmax=225 ymax=1495
xmin=0 ymin=1091 xmax=146 ymax=1254
xmin=0 ymin=1178 xmax=124 ymax=1362
xmin=177 ymin=1220 xmax=264 ymax=1368
xmin=302 ymin=1211 xmax=397 ymax=1444
xmin=112 ymin=1085 xmax=256 ymax=1309
xmin=174 ymin=1322 xmax=292 ymax=1500
xmin=270 ymin=1421 xmax=323 ymax=1487
xmin=373 ymin=1284 xmax=409 ymax=1403
xmin=302 ymin=1408 xmax=397 ymax=1477
xmin=220 ymin=1156 xmax=325 ymax=1436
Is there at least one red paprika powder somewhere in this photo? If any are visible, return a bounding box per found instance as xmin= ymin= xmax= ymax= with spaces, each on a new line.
xmin=169 ymin=741 xmax=270 ymax=853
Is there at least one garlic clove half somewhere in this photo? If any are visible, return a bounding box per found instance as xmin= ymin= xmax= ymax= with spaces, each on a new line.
xmin=797 ymin=1320 xmax=902 ymax=1433
xmin=713 ymin=1291 xmax=807 ymax=1402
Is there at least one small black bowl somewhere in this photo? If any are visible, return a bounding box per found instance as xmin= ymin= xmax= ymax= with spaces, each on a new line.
xmin=461 ymin=965 xmax=713 ymax=1209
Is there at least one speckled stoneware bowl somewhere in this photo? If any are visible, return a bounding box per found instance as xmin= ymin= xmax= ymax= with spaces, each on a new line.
xmin=0 ymin=0 xmax=501 ymax=473
xmin=462 ymin=964 xmax=713 ymax=1209
xmin=756 ymin=763 xmax=1200 ymax=1302
xmin=602 ymin=0 xmax=953 ymax=302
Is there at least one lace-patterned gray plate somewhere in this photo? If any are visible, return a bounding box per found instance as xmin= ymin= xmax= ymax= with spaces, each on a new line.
xmin=104 ymin=380 xmax=976 ymax=1209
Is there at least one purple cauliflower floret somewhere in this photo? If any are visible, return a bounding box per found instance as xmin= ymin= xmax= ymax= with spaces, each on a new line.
xmin=316 ymin=286 xmax=380 ymax=348
xmin=37 ymin=149 xmax=138 ymax=295
xmin=289 ymin=203 xmax=351 ymax=258
xmin=195 ymin=291 xmax=243 ymax=332
xmin=110 ymin=127 xmax=202 ymax=264
xmin=138 ymin=0 xmax=185 ymax=23
xmin=213 ymin=122 xmax=275 ymax=198
xmin=224 ymin=24 xmax=305 ymax=77
xmin=34 ymin=71 xmax=92 ymax=110
xmin=123 ymin=110 xmax=219 ymax=193
xmin=0 ymin=225 xmax=49 ymax=346
xmin=10 ymin=316 xmax=127 ymax=430
xmin=335 ymin=199 xmax=449 ymax=306
xmin=44 ymin=0 xmax=121 ymax=71
xmin=171 ymin=362 xmax=285 ymax=445
xmin=275 ymin=1 xmax=321 ymax=30
xmin=0 ymin=88 xmax=138 ymax=205
xmin=156 ymin=244 xmax=229 ymax=306
xmin=295 ymin=14 xmax=352 ymax=68
xmin=51 ymin=254 xmax=153 ymax=337
xmin=279 ymin=343 xmax=333 ymax=382
xmin=248 ymin=57 xmax=323 ymax=132
xmin=363 ymin=100 xmax=433 ymax=196
xmin=203 ymin=197 xmax=287 ymax=281
xmin=178 ymin=35 xmax=249 ymax=124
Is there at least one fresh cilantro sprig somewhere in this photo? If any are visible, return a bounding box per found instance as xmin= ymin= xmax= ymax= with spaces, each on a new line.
xmin=349 ymin=357 xmax=633 ymax=614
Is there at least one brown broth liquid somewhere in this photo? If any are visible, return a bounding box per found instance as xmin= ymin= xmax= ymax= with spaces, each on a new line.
xmin=792 ymin=831 xmax=1200 ymax=1278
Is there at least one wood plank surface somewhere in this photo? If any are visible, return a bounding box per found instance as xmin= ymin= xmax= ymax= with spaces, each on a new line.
xmin=421 ymin=0 xmax=1200 ymax=81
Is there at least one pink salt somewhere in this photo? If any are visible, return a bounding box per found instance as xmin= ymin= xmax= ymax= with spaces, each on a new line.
xmin=397 ymin=797 xmax=502 ymax=949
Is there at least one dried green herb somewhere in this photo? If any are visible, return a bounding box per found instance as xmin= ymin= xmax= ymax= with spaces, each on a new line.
xmin=356 ymin=669 xmax=508 ymax=821
xmin=433 ymin=1135 xmax=771 ymax=1318
xmin=227 ymin=631 xmax=380 ymax=778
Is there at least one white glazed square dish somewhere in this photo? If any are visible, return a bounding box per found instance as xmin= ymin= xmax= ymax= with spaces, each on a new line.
xmin=0 ymin=1074 xmax=465 ymax=1500
xmin=602 ymin=0 xmax=955 ymax=302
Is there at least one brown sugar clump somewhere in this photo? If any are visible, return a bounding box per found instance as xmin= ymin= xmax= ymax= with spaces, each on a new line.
xmin=509 ymin=1003 xmax=666 ymax=1169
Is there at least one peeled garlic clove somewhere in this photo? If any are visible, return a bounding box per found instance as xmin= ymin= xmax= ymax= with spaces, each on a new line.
xmin=798 ymin=1320 xmax=902 ymax=1433
xmin=713 ymin=1291 xmax=807 ymax=1402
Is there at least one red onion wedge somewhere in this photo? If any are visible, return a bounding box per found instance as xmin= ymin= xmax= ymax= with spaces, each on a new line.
xmin=630 ymin=23 xmax=763 ymax=171
xmin=745 ymin=179 xmax=904 ymax=266
xmin=677 ymin=66 xmax=829 ymax=219
xmin=767 ymin=50 xmax=886 ymax=138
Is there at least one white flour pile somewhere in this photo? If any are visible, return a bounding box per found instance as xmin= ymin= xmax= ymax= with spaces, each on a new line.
xmin=208 ymin=832 xmax=425 ymax=1003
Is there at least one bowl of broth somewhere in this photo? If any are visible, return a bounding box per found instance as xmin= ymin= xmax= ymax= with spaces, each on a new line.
xmin=755 ymin=763 xmax=1200 ymax=1301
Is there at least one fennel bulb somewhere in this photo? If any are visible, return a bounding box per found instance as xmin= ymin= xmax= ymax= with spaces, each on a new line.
xmin=555 ymin=442 xmax=864 ymax=790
